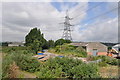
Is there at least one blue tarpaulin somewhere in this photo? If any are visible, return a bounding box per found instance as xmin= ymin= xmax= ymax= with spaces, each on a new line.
xmin=58 ymin=56 xmax=64 ymax=58
xmin=38 ymin=53 xmax=44 ymax=55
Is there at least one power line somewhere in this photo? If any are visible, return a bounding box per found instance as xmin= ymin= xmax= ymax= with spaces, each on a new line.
xmin=73 ymin=2 xmax=104 ymax=20
xmin=49 ymin=2 xmax=103 ymax=26
xmin=75 ymin=6 xmax=119 ymax=26
xmin=80 ymin=16 xmax=118 ymax=30
xmin=69 ymin=3 xmax=87 ymax=16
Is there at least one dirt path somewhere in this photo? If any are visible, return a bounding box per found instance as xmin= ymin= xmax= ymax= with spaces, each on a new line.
xmin=16 ymin=70 xmax=36 ymax=78
xmin=44 ymin=51 xmax=87 ymax=62
xmin=9 ymin=62 xmax=36 ymax=78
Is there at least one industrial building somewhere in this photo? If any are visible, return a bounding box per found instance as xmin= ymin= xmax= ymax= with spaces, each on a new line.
xmin=70 ymin=42 xmax=108 ymax=56
xmin=8 ymin=42 xmax=24 ymax=47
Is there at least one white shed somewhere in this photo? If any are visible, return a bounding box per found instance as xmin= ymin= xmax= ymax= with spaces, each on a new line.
xmin=112 ymin=44 xmax=120 ymax=53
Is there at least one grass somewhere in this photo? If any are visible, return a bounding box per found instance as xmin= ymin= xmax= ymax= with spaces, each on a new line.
xmin=0 ymin=47 xmax=2 ymax=80
xmin=17 ymin=70 xmax=36 ymax=78
xmin=99 ymin=65 xmax=119 ymax=78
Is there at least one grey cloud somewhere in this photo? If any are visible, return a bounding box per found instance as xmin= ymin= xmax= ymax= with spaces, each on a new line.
xmin=2 ymin=2 xmax=65 ymax=41
xmin=2 ymin=2 xmax=88 ymax=42
xmin=78 ymin=18 xmax=118 ymax=43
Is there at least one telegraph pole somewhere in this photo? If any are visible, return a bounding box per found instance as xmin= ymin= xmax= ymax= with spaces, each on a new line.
xmin=62 ymin=10 xmax=73 ymax=41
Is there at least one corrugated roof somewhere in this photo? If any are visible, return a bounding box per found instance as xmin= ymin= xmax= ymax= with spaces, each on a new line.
xmin=70 ymin=42 xmax=108 ymax=47
xmin=70 ymin=42 xmax=88 ymax=46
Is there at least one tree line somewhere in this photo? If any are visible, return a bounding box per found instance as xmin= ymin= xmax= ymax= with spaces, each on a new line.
xmin=25 ymin=28 xmax=71 ymax=53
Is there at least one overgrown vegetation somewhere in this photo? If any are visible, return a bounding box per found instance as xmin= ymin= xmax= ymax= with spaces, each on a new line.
xmin=13 ymin=53 xmax=40 ymax=73
xmin=49 ymin=44 xmax=87 ymax=57
xmin=47 ymin=40 xmax=55 ymax=48
xmin=54 ymin=39 xmax=72 ymax=46
xmin=87 ymin=55 xmax=119 ymax=67
xmin=2 ymin=53 xmax=14 ymax=78
xmin=2 ymin=46 xmax=100 ymax=78
xmin=35 ymin=57 xmax=99 ymax=78
xmin=2 ymin=47 xmax=39 ymax=78
xmin=2 ymin=46 xmax=119 ymax=78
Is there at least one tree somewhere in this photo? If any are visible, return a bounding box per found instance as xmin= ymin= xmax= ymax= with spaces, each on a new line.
xmin=2 ymin=42 xmax=10 ymax=46
xmin=47 ymin=40 xmax=55 ymax=48
xmin=31 ymin=39 xmax=42 ymax=53
xmin=25 ymin=28 xmax=47 ymax=53
xmin=55 ymin=39 xmax=72 ymax=46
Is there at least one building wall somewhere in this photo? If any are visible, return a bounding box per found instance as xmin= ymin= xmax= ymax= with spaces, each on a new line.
xmin=87 ymin=52 xmax=108 ymax=55
xmin=8 ymin=44 xmax=19 ymax=46
xmin=8 ymin=44 xmax=24 ymax=47
xmin=86 ymin=42 xmax=108 ymax=56
xmin=97 ymin=52 xmax=108 ymax=55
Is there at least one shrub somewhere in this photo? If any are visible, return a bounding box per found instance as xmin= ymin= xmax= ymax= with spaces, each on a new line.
xmin=98 ymin=62 xmax=108 ymax=67
xmin=49 ymin=44 xmax=87 ymax=57
xmin=2 ymin=46 xmax=40 ymax=78
xmin=69 ymin=63 xmax=99 ymax=78
xmin=107 ymin=58 xmax=119 ymax=65
xmin=87 ymin=55 xmax=119 ymax=66
xmin=37 ymin=57 xmax=99 ymax=78
xmin=2 ymin=46 xmax=29 ymax=54
xmin=2 ymin=54 xmax=14 ymax=78
xmin=55 ymin=39 xmax=71 ymax=46
xmin=13 ymin=53 xmax=40 ymax=73
xmin=96 ymin=56 xmax=119 ymax=66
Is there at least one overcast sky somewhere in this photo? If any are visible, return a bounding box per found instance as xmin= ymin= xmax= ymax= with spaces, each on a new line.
xmin=1 ymin=1 xmax=118 ymax=43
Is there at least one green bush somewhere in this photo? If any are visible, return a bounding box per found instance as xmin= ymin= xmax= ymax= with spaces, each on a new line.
xmin=98 ymin=62 xmax=108 ymax=67
xmin=55 ymin=39 xmax=71 ymax=46
xmin=107 ymin=58 xmax=119 ymax=65
xmin=2 ymin=54 xmax=14 ymax=78
xmin=36 ymin=57 xmax=99 ymax=78
xmin=49 ymin=44 xmax=87 ymax=57
xmin=69 ymin=63 xmax=99 ymax=78
xmin=13 ymin=53 xmax=40 ymax=73
xmin=2 ymin=47 xmax=99 ymax=78
xmin=87 ymin=55 xmax=119 ymax=66
xmin=96 ymin=56 xmax=119 ymax=66
xmin=2 ymin=46 xmax=30 ymax=54
xmin=2 ymin=47 xmax=40 ymax=73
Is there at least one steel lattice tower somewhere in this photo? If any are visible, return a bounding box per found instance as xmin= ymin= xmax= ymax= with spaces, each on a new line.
xmin=62 ymin=10 xmax=73 ymax=40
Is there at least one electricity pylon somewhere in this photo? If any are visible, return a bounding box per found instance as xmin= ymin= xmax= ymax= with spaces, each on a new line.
xmin=62 ymin=10 xmax=73 ymax=41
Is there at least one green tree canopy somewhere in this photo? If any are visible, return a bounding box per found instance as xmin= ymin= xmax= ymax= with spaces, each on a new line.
xmin=25 ymin=28 xmax=47 ymax=53
xmin=47 ymin=40 xmax=55 ymax=48
xmin=55 ymin=39 xmax=72 ymax=46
